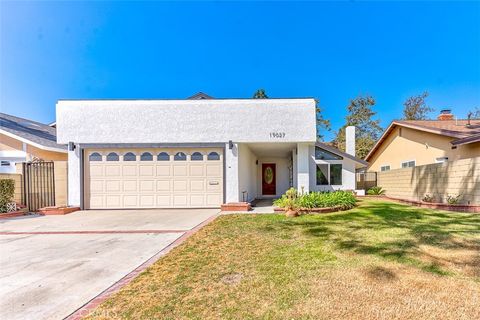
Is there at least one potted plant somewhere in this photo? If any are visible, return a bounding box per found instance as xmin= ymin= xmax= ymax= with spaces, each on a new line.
xmin=284 ymin=188 xmax=300 ymax=217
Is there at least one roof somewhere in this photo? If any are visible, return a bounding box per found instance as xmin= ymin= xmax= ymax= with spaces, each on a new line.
xmin=187 ymin=92 xmax=214 ymax=100
xmin=0 ymin=113 xmax=67 ymax=153
xmin=365 ymin=119 xmax=480 ymax=161
xmin=316 ymin=141 xmax=368 ymax=167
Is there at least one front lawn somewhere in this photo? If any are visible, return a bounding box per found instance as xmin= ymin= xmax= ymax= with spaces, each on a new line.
xmin=88 ymin=200 xmax=480 ymax=319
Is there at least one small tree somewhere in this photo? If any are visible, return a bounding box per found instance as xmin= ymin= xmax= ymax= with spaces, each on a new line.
xmin=402 ymin=91 xmax=434 ymax=120
xmin=315 ymin=99 xmax=331 ymax=141
xmin=253 ymin=89 xmax=268 ymax=99
xmin=468 ymin=107 xmax=480 ymax=120
xmin=0 ymin=179 xmax=15 ymax=213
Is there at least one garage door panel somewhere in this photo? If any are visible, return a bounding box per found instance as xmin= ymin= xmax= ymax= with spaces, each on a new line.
xmin=89 ymin=166 xmax=104 ymax=177
xmin=139 ymin=165 xmax=154 ymax=176
xmin=122 ymin=165 xmax=137 ymax=176
xmin=86 ymin=148 xmax=223 ymax=209
xmin=105 ymin=166 xmax=121 ymax=176
xmin=173 ymin=165 xmax=187 ymax=176
xmin=189 ymin=165 xmax=204 ymax=176
xmin=139 ymin=180 xmax=155 ymax=192
xmin=156 ymin=165 xmax=171 ymax=176
xmin=206 ymin=164 xmax=221 ymax=176
xmin=123 ymin=195 xmax=138 ymax=207
xmin=105 ymin=195 xmax=121 ymax=207
xmin=123 ymin=180 xmax=137 ymax=192
xmin=156 ymin=180 xmax=171 ymax=191
xmin=105 ymin=180 xmax=121 ymax=192
xmin=90 ymin=180 xmax=104 ymax=193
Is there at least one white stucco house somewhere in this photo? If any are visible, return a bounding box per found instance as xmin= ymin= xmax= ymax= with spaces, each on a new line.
xmin=56 ymin=93 xmax=367 ymax=210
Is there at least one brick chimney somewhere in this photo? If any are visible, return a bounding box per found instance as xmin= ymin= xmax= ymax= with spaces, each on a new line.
xmin=438 ymin=109 xmax=454 ymax=121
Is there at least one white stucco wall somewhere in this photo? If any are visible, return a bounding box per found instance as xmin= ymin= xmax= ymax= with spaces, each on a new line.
xmin=297 ymin=143 xmax=311 ymax=193
xmin=56 ymin=99 xmax=317 ymax=144
xmin=225 ymin=142 xmax=239 ymax=203
xmin=309 ymin=146 xmax=357 ymax=191
xmin=256 ymin=157 xmax=291 ymax=198
xmin=238 ymin=144 xmax=258 ymax=202
xmin=67 ymin=148 xmax=81 ymax=206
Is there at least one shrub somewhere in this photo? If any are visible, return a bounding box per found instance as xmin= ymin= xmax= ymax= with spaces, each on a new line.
xmin=274 ymin=189 xmax=356 ymax=211
xmin=446 ymin=194 xmax=461 ymax=205
xmin=367 ymin=186 xmax=386 ymax=195
xmin=0 ymin=179 xmax=15 ymax=213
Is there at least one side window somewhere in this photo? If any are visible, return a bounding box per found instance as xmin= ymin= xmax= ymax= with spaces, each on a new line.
xmin=89 ymin=152 xmax=102 ymax=161
xmin=207 ymin=152 xmax=220 ymax=161
xmin=174 ymin=152 xmax=186 ymax=161
xmin=191 ymin=152 xmax=203 ymax=161
xmin=123 ymin=152 xmax=136 ymax=161
xmin=401 ymin=160 xmax=415 ymax=168
xmin=330 ymin=164 xmax=342 ymax=185
xmin=140 ymin=152 xmax=153 ymax=161
xmin=106 ymin=152 xmax=119 ymax=161
xmin=157 ymin=152 xmax=170 ymax=161
xmin=316 ymin=164 xmax=328 ymax=185
xmin=380 ymin=165 xmax=390 ymax=172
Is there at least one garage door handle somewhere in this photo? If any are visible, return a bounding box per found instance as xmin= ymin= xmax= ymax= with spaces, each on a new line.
xmin=209 ymin=181 xmax=219 ymax=185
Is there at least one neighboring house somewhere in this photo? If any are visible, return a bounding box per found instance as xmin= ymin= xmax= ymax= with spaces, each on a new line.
xmin=56 ymin=94 xmax=367 ymax=210
xmin=366 ymin=109 xmax=480 ymax=172
xmin=0 ymin=113 xmax=67 ymax=173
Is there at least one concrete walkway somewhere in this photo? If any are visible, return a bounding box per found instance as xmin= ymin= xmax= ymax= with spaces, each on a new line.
xmin=0 ymin=209 xmax=218 ymax=320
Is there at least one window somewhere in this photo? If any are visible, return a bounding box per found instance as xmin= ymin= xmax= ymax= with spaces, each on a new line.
xmin=1 ymin=160 xmax=10 ymax=166
xmin=330 ymin=164 xmax=342 ymax=185
xmin=191 ymin=152 xmax=203 ymax=161
xmin=207 ymin=152 xmax=220 ymax=161
xmin=157 ymin=152 xmax=170 ymax=161
xmin=401 ymin=160 xmax=415 ymax=168
xmin=380 ymin=165 xmax=390 ymax=172
xmin=123 ymin=152 xmax=136 ymax=161
xmin=140 ymin=152 xmax=153 ymax=161
xmin=89 ymin=152 xmax=102 ymax=161
xmin=316 ymin=164 xmax=329 ymax=185
xmin=106 ymin=152 xmax=119 ymax=161
xmin=174 ymin=152 xmax=186 ymax=161
xmin=315 ymin=147 xmax=342 ymax=160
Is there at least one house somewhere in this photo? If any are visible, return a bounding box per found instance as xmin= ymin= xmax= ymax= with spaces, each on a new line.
xmin=365 ymin=109 xmax=480 ymax=172
xmin=56 ymin=94 xmax=367 ymax=210
xmin=0 ymin=113 xmax=67 ymax=173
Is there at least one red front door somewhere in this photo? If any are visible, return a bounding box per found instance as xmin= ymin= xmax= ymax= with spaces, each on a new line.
xmin=262 ymin=163 xmax=276 ymax=195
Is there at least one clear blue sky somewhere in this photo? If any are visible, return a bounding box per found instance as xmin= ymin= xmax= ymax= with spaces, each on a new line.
xmin=1 ymin=1 xmax=479 ymax=141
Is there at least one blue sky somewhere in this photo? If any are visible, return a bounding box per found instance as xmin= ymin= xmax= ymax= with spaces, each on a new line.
xmin=1 ymin=1 xmax=479 ymax=141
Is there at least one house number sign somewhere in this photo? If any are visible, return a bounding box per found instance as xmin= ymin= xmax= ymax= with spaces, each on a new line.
xmin=269 ymin=132 xmax=286 ymax=138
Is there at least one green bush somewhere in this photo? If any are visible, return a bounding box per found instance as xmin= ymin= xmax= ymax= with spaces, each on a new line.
xmin=274 ymin=189 xmax=356 ymax=211
xmin=0 ymin=179 xmax=15 ymax=213
xmin=367 ymin=186 xmax=386 ymax=195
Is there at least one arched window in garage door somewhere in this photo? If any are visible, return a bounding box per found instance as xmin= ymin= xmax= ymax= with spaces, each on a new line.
xmin=207 ymin=152 xmax=220 ymax=160
xmin=106 ymin=152 xmax=119 ymax=161
xmin=140 ymin=152 xmax=153 ymax=161
xmin=174 ymin=152 xmax=187 ymax=161
xmin=89 ymin=152 xmax=102 ymax=161
xmin=157 ymin=152 xmax=170 ymax=161
xmin=123 ymin=152 xmax=136 ymax=161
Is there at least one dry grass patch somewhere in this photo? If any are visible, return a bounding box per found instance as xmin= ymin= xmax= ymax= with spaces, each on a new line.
xmin=87 ymin=200 xmax=480 ymax=320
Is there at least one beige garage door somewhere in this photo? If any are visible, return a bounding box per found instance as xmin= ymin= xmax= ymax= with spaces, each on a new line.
xmin=84 ymin=148 xmax=223 ymax=209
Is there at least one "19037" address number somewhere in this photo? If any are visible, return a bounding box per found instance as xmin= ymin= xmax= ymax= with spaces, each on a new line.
xmin=270 ymin=132 xmax=286 ymax=138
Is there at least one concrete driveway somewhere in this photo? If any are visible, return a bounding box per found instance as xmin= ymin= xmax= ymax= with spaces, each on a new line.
xmin=0 ymin=209 xmax=218 ymax=320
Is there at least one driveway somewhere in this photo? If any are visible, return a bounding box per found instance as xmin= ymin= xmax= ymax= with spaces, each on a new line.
xmin=0 ymin=209 xmax=219 ymax=320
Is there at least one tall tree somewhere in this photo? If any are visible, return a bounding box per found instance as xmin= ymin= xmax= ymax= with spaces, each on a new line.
xmin=253 ymin=89 xmax=268 ymax=99
xmin=315 ymin=99 xmax=331 ymax=141
xmin=402 ymin=91 xmax=434 ymax=120
xmin=333 ymin=95 xmax=383 ymax=159
xmin=468 ymin=107 xmax=480 ymax=119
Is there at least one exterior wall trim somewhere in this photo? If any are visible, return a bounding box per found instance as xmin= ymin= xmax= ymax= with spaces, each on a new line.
xmin=0 ymin=129 xmax=67 ymax=153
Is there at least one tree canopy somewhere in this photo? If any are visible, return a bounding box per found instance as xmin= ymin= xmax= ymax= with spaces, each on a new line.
xmin=252 ymin=89 xmax=268 ymax=99
xmin=315 ymin=100 xmax=331 ymax=141
xmin=402 ymin=91 xmax=434 ymax=120
xmin=333 ymin=95 xmax=383 ymax=159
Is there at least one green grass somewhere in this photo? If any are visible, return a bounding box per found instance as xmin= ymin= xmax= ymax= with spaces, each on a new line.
xmin=88 ymin=200 xmax=480 ymax=320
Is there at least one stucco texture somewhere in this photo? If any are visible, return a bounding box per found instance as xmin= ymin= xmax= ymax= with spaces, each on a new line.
xmin=368 ymin=127 xmax=480 ymax=172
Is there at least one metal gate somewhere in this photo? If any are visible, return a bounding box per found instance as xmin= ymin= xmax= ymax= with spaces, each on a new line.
xmin=356 ymin=172 xmax=377 ymax=190
xmin=22 ymin=161 xmax=55 ymax=211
